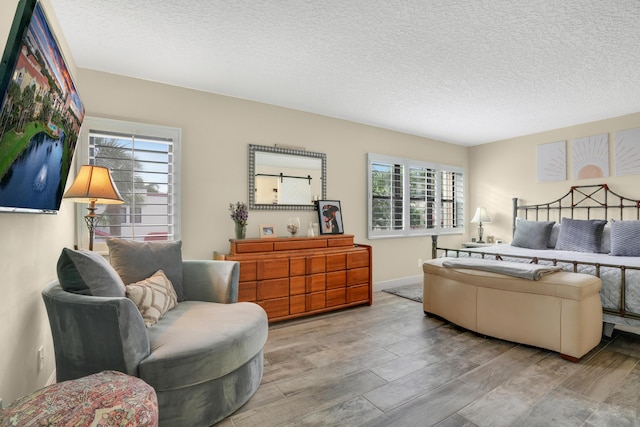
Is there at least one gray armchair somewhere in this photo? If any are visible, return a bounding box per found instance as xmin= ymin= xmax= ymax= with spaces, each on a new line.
xmin=43 ymin=260 xmax=268 ymax=427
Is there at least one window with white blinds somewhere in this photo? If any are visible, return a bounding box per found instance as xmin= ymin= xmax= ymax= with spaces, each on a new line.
xmin=368 ymin=153 xmax=464 ymax=239
xmin=76 ymin=117 xmax=181 ymax=250
xmin=440 ymin=169 xmax=464 ymax=229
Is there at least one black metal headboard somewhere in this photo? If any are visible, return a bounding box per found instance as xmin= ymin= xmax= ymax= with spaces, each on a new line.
xmin=512 ymin=184 xmax=640 ymax=235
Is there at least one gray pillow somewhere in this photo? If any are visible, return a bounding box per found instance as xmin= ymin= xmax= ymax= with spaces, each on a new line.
xmin=547 ymin=223 xmax=560 ymax=248
xmin=511 ymin=219 xmax=555 ymax=249
xmin=600 ymin=225 xmax=611 ymax=254
xmin=57 ymin=248 xmax=126 ymax=297
xmin=554 ymin=218 xmax=607 ymax=253
xmin=107 ymin=238 xmax=184 ymax=301
xmin=610 ymin=220 xmax=640 ymax=256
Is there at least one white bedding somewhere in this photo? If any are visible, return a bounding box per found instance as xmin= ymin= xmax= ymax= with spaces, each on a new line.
xmin=441 ymin=244 xmax=640 ymax=327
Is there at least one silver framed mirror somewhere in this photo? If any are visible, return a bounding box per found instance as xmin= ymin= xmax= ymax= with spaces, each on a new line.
xmin=248 ymin=144 xmax=326 ymax=210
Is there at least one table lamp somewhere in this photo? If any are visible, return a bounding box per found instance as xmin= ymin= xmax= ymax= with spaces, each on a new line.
xmin=470 ymin=207 xmax=491 ymax=243
xmin=63 ymin=165 xmax=124 ymax=250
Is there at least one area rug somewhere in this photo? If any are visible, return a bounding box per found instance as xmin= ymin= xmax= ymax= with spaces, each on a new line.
xmin=382 ymin=283 xmax=422 ymax=303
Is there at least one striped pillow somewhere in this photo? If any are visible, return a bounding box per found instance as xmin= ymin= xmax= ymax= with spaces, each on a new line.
xmin=126 ymin=270 xmax=178 ymax=327
xmin=554 ymin=218 xmax=607 ymax=253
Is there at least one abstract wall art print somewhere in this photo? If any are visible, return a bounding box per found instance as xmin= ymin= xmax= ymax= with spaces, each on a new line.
xmin=572 ymin=134 xmax=609 ymax=180
xmin=614 ymin=127 xmax=640 ymax=176
xmin=536 ymin=140 xmax=566 ymax=182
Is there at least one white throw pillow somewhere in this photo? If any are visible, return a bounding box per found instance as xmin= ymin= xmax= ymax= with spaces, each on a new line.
xmin=126 ymin=270 xmax=178 ymax=327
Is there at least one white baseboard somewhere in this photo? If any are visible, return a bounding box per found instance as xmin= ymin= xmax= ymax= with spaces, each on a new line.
xmin=47 ymin=369 xmax=56 ymax=386
xmin=373 ymin=275 xmax=421 ymax=292
xmin=0 ymin=370 xmax=55 ymax=409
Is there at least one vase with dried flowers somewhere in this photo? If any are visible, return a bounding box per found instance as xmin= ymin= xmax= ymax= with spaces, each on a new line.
xmin=229 ymin=201 xmax=248 ymax=239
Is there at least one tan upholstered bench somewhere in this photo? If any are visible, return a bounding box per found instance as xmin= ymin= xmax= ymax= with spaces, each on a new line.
xmin=423 ymin=257 xmax=603 ymax=361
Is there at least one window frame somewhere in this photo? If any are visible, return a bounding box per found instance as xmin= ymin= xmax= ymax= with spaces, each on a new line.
xmin=367 ymin=153 xmax=464 ymax=239
xmin=74 ymin=117 xmax=181 ymax=251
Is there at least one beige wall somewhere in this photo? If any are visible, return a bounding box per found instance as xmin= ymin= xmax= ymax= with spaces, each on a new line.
xmin=0 ymin=0 xmax=77 ymax=404
xmin=469 ymin=112 xmax=640 ymax=243
xmin=76 ymin=69 xmax=469 ymax=285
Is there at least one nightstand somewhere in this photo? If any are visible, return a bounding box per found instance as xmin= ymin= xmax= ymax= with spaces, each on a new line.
xmin=462 ymin=242 xmax=497 ymax=248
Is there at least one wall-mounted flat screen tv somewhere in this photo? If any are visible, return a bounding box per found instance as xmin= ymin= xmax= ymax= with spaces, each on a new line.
xmin=0 ymin=0 xmax=84 ymax=213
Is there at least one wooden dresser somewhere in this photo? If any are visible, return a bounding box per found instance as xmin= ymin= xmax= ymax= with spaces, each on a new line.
xmin=217 ymin=234 xmax=372 ymax=322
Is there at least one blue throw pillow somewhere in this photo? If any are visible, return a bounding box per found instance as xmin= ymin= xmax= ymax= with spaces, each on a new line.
xmin=610 ymin=220 xmax=640 ymax=256
xmin=554 ymin=218 xmax=607 ymax=253
xmin=57 ymin=248 xmax=126 ymax=297
xmin=511 ymin=219 xmax=555 ymax=249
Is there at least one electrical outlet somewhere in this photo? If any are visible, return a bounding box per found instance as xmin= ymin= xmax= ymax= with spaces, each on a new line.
xmin=417 ymin=258 xmax=423 ymax=267
xmin=37 ymin=346 xmax=44 ymax=372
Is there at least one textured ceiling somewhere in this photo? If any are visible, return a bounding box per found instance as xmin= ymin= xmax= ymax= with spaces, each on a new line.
xmin=49 ymin=0 xmax=640 ymax=146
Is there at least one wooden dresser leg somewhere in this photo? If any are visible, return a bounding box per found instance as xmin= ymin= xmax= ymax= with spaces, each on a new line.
xmin=560 ymin=353 xmax=579 ymax=363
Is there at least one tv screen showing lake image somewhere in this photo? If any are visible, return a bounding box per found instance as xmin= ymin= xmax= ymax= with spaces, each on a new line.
xmin=0 ymin=1 xmax=84 ymax=213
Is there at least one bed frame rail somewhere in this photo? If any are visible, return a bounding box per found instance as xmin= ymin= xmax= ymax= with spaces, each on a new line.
xmin=512 ymin=184 xmax=640 ymax=235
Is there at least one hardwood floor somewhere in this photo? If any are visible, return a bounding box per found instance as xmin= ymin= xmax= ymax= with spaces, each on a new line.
xmin=218 ymin=291 xmax=640 ymax=426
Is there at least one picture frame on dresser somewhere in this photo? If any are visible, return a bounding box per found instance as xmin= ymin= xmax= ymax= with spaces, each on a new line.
xmin=259 ymin=224 xmax=277 ymax=238
xmin=317 ymin=200 xmax=344 ymax=234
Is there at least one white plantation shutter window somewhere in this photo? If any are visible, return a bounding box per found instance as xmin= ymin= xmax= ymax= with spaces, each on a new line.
xmin=369 ymin=159 xmax=404 ymax=235
xmin=368 ymin=153 xmax=464 ymax=238
xmin=77 ymin=117 xmax=181 ymax=250
xmin=440 ymin=169 xmax=464 ymax=230
xmin=409 ymin=165 xmax=436 ymax=231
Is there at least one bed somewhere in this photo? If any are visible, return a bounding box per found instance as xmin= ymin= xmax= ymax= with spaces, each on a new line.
xmin=431 ymin=184 xmax=640 ymax=336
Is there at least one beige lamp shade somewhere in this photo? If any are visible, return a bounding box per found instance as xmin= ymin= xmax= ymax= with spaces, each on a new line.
xmin=470 ymin=207 xmax=491 ymax=224
xmin=64 ymin=165 xmax=124 ymax=251
xmin=470 ymin=207 xmax=491 ymax=243
xmin=63 ymin=165 xmax=124 ymax=204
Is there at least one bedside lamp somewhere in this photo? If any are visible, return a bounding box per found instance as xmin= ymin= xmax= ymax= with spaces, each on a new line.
xmin=470 ymin=207 xmax=491 ymax=243
xmin=63 ymin=165 xmax=124 ymax=250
